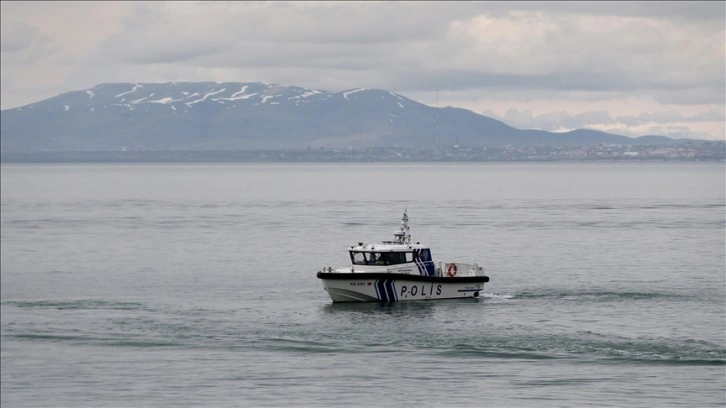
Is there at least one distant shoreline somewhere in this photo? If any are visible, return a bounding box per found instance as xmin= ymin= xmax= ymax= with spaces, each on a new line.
xmin=2 ymin=144 xmax=724 ymax=163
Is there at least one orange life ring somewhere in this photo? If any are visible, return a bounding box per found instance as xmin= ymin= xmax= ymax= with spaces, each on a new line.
xmin=446 ymin=263 xmax=458 ymax=277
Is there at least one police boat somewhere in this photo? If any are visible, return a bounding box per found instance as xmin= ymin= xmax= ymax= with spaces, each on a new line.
xmin=316 ymin=210 xmax=490 ymax=303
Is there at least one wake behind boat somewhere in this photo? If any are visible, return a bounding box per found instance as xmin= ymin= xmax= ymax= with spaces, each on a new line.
xmin=316 ymin=210 xmax=490 ymax=303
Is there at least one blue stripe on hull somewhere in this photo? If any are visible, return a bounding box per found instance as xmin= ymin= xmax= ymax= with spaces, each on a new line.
xmin=386 ymin=279 xmax=397 ymax=302
xmin=375 ymin=279 xmax=398 ymax=302
xmin=375 ymin=279 xmax=387 ymax=302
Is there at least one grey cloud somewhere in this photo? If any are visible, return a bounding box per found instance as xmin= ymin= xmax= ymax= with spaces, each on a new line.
xmin=618 ymin=111 xmax=684 ymax=126
xmin=483 ymin=108 xmax=573 ymax=129
xmin=124 ymin=44 xmax=223 ymax=65
xmin=485 ymin=107 xmax=724 ymax=133
xmin=652 ymin=87 xmax=726 ymax=105
xmin=0 ymin=21 xmax=34 ymax=54
xmin=1 ymin=37 xmax=30 ymax=53
xmin=393 ymin=68 xmax=721 ymax=103
xmin=576 ymin=110 xmax=614 ymax=123
xmin=244 ymin=2 xmax=493 ymax=44
xmin=617 ymin=109 xmax=726 ymax=125
xmin=87 ymin=4 xmax=227 ymax=65
xmin=94 ymin=2 xmax=466 ymax=69
xmin=0 ymin=21 xmax=56 ymax=61
xmin=482 ymin=1 xmax=725 ymax=23
xmin=535 ymin=110 xmax=615 ymax=130
xmin=502 ymin=108 xmax=534 ymax=127
xmin=690 ymin=109 xmax=726 ymax=122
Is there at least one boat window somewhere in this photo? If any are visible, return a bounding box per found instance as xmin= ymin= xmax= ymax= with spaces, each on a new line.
xmin=350 ymin=251 xmax=415 ymax=265
xmin=418 ymin=249 xmax=432 ymax=262
xmin=368 ymin=252 xmax=385 ymax=265
xmin=350 ymin=251 xmax=367 ymax=265
xmin=380 ymin=252 xmax=407 ymax=265
xmin=350 ymin=251 xmax=384 ymax=265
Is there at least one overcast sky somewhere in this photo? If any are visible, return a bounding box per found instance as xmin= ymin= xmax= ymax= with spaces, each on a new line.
xmin=2 ymin=1 xmax=724 ymax=140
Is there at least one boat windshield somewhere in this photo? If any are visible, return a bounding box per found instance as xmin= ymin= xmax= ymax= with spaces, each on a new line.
xmin=350 ymin=251 xmax=411 ymax=266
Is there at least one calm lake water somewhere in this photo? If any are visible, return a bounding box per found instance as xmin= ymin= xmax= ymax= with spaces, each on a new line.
xmin=1 ymin=162 xmax=725 ymax=407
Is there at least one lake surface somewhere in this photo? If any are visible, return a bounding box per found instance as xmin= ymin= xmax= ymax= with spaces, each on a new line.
xmin=1 ymin=162 xmax=724 ymax=407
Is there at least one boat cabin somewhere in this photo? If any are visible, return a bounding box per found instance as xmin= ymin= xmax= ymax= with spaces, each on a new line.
xmin=348 ymin=242 xmax=436 ymax=276
xmin=349 ymin=245 xmax=432 ymax=266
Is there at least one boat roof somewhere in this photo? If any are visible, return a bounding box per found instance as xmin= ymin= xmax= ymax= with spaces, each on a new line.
xmin=349 ymin=242 xmax=429 ymax=252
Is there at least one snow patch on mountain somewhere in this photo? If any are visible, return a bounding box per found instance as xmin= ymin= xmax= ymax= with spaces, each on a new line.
xmin=218 ymin=87 xmax=258 ymax=102
xmin=343 ymin=88 xmax=367 ymax=100
xmin=231 ymin=86 xmax=248 ymax=97
xmin=301 ymin=90 xmax=322 ymax=98
xmin=150 ymin=97 xmax=175 ymax=104
xmin=115 ymin=85 xmax=142 ymax=98
xmin=187 ymin=88 xmax=227 ymax=105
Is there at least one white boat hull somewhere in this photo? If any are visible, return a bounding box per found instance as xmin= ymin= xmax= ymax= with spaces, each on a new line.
xmin=317 ymin=272 xmax=489 ymax=303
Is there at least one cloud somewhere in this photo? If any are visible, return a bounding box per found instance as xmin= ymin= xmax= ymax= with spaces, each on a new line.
xmin=0 ymin=20 xmax=58 ymax=63
xmin=440 ymin=11 xmax=724 ymax=101
xmin=483 ymin=107 xmax=725 ymax=140
xmin=0 ymin=1 xmax=133 ymax=108
xmin=1 ymin=1 xmax=724 ymax=140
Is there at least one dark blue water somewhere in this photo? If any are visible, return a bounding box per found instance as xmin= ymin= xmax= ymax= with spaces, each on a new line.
xmin=2 ymin=162 xmax=724 ymax=407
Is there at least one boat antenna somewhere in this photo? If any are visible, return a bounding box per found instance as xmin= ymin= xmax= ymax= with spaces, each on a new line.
xmin=401 ymin=208 xmax=410 ymax=244
xmin=394 ymin=208 xmax=411 ymax=244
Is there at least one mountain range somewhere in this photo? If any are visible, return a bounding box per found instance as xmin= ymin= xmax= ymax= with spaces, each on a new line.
xmin=0 ymin=81 xmax=681 ymax=152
